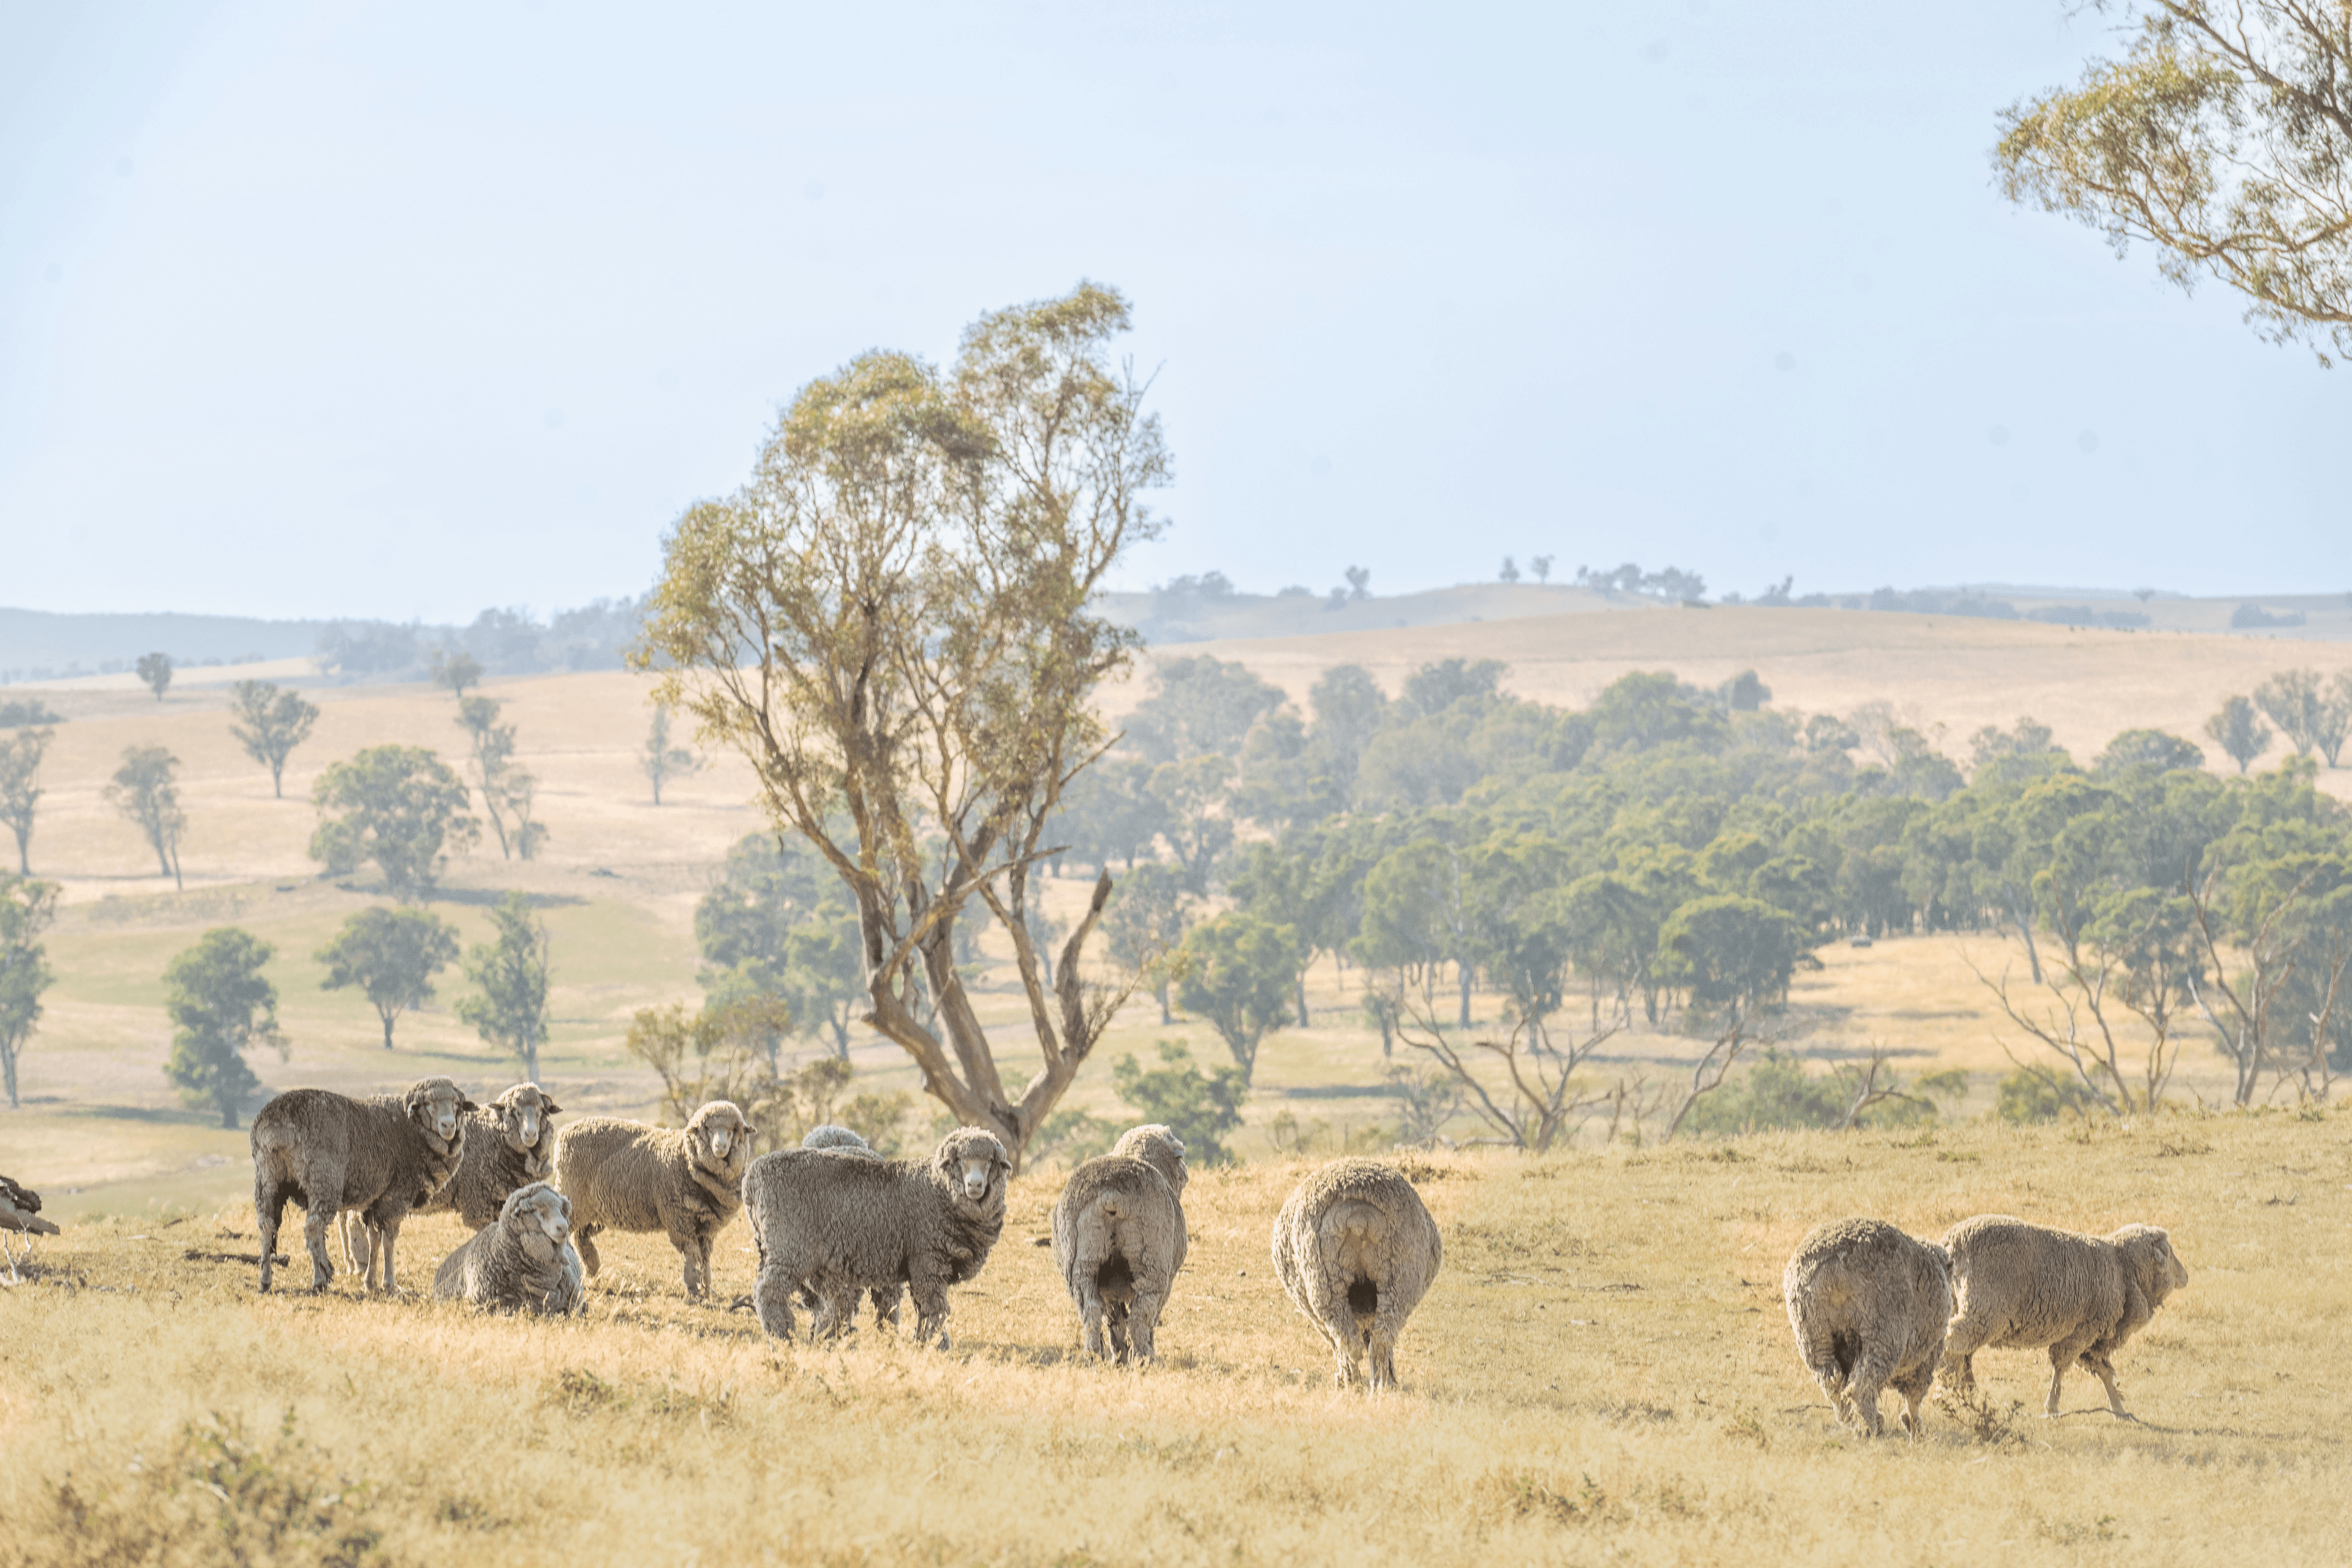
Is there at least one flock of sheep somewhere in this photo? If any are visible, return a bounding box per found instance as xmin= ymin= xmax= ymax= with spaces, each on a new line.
xmin=4 ymin=1072 xmax=2193 ymax=1425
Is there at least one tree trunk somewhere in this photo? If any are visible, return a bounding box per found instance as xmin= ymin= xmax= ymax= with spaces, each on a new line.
xmin=1156 ymin=979 xmax=1172 ymax=1025
xmin=2003 ymin=883 xmax=2043 ymax=983
xmin=523 ymin=1035 xmax=539 ymax=1083
xmin=1457 ymin=962 xmax=1473 ymax=1028
xmin=170 ymin=844 xmax=183 ymax=892
xmin=3 ymin=1047 xmax=17 ymax=1109
xmin=381 ymin=1010 xmax=396 ymax=1049
xmin=218 ymin=1090 xmax=239 ymax=1131
xmin=271 ymin=763 xmax=284 ymax=799
xmin=1296 ymin=971 xmax=1311 ymax=1029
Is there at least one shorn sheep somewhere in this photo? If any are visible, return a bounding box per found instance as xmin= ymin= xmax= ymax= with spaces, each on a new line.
xmin=1270 ymin=1158 xmax=1443 ymax=1391
xmin=1052 ymin=1124 xmax=1189 ymax=1363
xmin=252 ymin=1077 xmax=477 ymax=1294
xmin=552 ymin=1100 xmax=753 ymax=1300
xmin=342 ymin=1082 xmax=563 ymax=1276
xmin=432 ymin=1181 xmax=584 ymax=1316
xmin=1940 ymin=1214 xmax=2190 ymax=1419
xmin=1782 ymin=1217 xmax=1953 ymax=1438
xmin=742 ymin=1126 xmax=1011 ymax=1348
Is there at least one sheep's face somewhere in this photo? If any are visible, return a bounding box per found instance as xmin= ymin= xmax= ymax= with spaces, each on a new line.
xmin=503 ymin=1183 xmax=572 ymax=1264
xmin=2117 ymin=1224 xmax=2189 ymax=1303
xmin=406 ymin=1079 xmax=478 ymax=1145
xmin=689 ymin=1101 xmax=753 ymax=1173
xmin=494 ymin=1085 xmax=559 ymax=1154
xmin=935 ymin=1128 xmax=1011 ymax=1205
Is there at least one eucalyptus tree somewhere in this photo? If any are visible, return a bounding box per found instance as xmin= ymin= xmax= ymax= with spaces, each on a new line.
xmin=639 ymin=282 xmax=1170 ymax=1165
xmin=228 ymin=679 xmax=320 ymax=799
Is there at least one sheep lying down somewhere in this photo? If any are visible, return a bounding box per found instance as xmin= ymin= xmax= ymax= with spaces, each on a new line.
xmin=1783 ymin=1217 xmax=1951 ymax=1439
xmin=434 ymin=1182 xmax=584 ymax=1316
xmin=743 ymin=1126 xmax=1011 ymax=1348
xmin=1940 ymin=1215 xmax=2190 ymax=1419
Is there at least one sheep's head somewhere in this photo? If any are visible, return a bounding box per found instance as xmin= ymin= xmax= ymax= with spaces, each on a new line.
xmin=801 ymin=1124 xmax=871 ymax=1153
xmin=1112 ymin=1123 xmax=1188 ymax=1195
xmin=688 ymin=1101 xmax=753 ymax=1176
xmin=933 ymin=1127 xmax=1011 ymax=1207
xmin=2114 ymin=1224 xmax=2189 ymax=1305
xmin=405 ymin=1078 xmax=477 ymax=1146
xmin=500 ymin=1182 xmax=573 ymax=1265
xmin=492 ymin=1084 xmax=560 ymax=1155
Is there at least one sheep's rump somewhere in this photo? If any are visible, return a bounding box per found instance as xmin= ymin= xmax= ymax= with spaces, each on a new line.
xmin=1052 ymin=1152 xmax=1187 ymax=1362
xmin=1270 ymin=1159 xmax=1442 ymax=1391
xmin=1782 ymin=1216 xmax=1951 ymax=1437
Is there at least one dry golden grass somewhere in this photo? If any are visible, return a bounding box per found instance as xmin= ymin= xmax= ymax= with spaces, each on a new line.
xmin=4 ymin=1108 xmax=2348 ymax=1567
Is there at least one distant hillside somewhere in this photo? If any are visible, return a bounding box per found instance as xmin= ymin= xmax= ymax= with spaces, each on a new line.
xmin=0 ymin=607 xmax=333 ymax=681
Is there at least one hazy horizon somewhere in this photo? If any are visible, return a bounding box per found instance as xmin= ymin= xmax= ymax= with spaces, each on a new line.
xmin=7 ymin=1 xmax=2350 ymax=624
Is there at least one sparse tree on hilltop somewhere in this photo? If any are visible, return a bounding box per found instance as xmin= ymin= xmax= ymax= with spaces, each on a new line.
xmin=162 ymin=927 xmax=285 ymax=1129
xmin=1530 ymin=554 xmax=1553 ymax=584
xmin=316 ymin=905 xmax=461 ymax=1049
xmin=2206 ymin=695 xmax=2272 ymax=774
xmin=228 ymin=680 xmax=319 ymax=799
xmin=454 ymin=695 xmax=545 ymax=859
xmin=0 ymin=873 xmax=59 ymax=1109
xmin=0 ymin=726 xmax=50 ymax=874
xmin=309 ymin=745 xmax=478 ymax=900
xmin=639 ymin=282 xmax=1169 ymax=1167
xmin=458 ymin=891 xmax=551 ymax=1081
xmin=2255 ymin=669 xmax=2326 ymax=758
xmin=643 ymin=704 xmax=699 ymax=804
xmin=135 ymin=652 xmax=172 ymax=702
xmin=1499 ymin=556 xmax=1521 ymax=583
xmin=428 ymin=648 xmax=483 ymax=699
xmin=106 ymin=745 xmax=186 ymax=889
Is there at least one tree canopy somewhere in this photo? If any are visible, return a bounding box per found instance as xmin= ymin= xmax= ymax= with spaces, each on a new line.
xmin=163 ymin=927 xmax=284 ymax=1129
xmin=228 ymin=680 xmax=319 ymax=799
xmin=310 ymin=745 xmax=478 ymax=900
xmin=316 ymin=905 xmax=461 ymax=1050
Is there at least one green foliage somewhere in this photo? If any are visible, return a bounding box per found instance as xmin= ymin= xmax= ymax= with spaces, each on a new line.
xmin=1112 ymin=1039 xmax=1246 ymax=1165
xmin=0 ymin=698 xmax=62 ymax=728
xmin=0 ymin=873 xmax=59 ymax=1109
xmin=163 ymin=927 xmax=284 ymax=1129
xmin=1994 ymin=1066 xmax=2103 ymax=1125
xmin=695 ymin=833 xmax=864 ymax=1058
xmin=134 ymin=650 xmax=172 ymax=701
xmin=1126 ymin=654 xmax=1286 ymax=763
xmin=456 ymin=892 xmax=551 ymax=1080
xmin=0 ymin=723 xmax=50 ymax=875
xmin=2206 ymin=695 xmax=2272 ymax=774
xmin=1031 ymin=1107 xmax=1124 ymax=1166
xmin=1683 ymin=1049 xmax=1966 ymax=1136
xmin=1177 ymin=911 xmax=1302 ymax=1081
xmin=315 ymin=905 xmax=461 ymax=1050
xmin=105 ymin=745 xmax=186 ymax=888
xmin=309 ymin=745 xmax=478 ymax=900
xmin=228 ymin=679 xmax=320 ymax=799
xmin=454 ymin=694 xmax=546 ymax=860
xmin=428 ymin=647 xmax=483 ymax=698
xmin=1656 ymin=894 xmax=1805 ymax=1015
xmin=2095 ymin=728 xmax=2205 ymax=776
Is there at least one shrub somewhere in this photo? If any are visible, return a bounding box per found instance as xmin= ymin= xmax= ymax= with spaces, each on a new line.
xmin=1112 ymin=1040 xmax=1246 ymax=1164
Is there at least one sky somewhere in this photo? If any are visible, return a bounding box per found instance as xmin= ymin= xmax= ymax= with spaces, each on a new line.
xmin=2 ymin=1 xmax=2347 ymax=623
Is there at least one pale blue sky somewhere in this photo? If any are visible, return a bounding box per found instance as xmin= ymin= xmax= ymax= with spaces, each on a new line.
xmin=3 ymin=1 xmax=2345 ymax=622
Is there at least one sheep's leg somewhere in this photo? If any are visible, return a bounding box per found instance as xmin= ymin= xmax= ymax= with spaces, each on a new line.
xmin=339 ymin=1211 xmax=365 ymax=1275
xmin=909 ymin=1276 xmax=954 ymax=1349
xmin=575 ymin=1225 xmax=602 ymax=1278
xmin=870 ymin=1284 xmax=902 ymax=1332
xmin=1890 ymin=1359 xmax=1937 ymax=1439
xmin=2043 ymin=1329 xmax=2100 ymax=1415
xmin=752 ymin=1256 xmax=800 ymax=1341
xmin=375 ymin=1216 xmax=402 ymax=1295
xmin=2078 ymin=1346 xmax=2133 ymax=1419
xmin=668 ymin=1225 xmax=705 ymax=1300
xmin=254 ymin=1173 xmax=288 ymax=1292
xmin=300 ymin=1202 xmax=337 ymax=1292
xmin=1076 ymin=1286 xmax=1109 ymax=1360
xmin=1 ymin=1231 xmax=19 ymax=1283
xmin=1106 ymin=1302 xmax=1131 ymax=1365
xmin=1845 ymin=1350 xmax=1895 ymax=1438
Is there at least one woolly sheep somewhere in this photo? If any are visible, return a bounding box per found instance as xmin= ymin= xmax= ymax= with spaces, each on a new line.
xmin=552 ymin=1100 xmax=753 ymax=1300
xmin=1052 ymin=1124 xmax=1189 ymax=1363
xmin=1270 ymin=1158 xmax=1443 ymax=1392
xmin=1782 ymin=1217 xmax=1953 ymax=1438
xmin=801 ymin=1125 xmax=875 ymax=1153
xmin=794 ymin=1124 xmax=900 ymax=1328
xmin=741 ymin=1126 xmax=1011 ymax=1348
xmin=1940 ymin=1214 xmax=2190 ymax=1419
xmin=432 ymin=1181 xmax=584 ymax=1316
xmin=251 ymin=1077 xmax=476 ymax=1294
xmin=342 ymin=1082 xmax=564 ymax=1276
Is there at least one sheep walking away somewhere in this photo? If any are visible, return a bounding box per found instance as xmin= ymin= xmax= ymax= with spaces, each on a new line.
xmin=742 ymin=1126 xmax=1010 ymax=1348
xmin=1271 ymin=1158 xmax=1443 ymax=1391
xmin=1 ymin=1174 xmax=60 ymax=1283
xmin=553 ymin=1100 xmax=753 ymax=1300
xmin=1052 ymin=1125 xmax=1189 ymax=1363
xmin=433 ymin=1181 xmax=584 ymax=1316
xmin=252 ymin=1077 xmax=475 ymax=1294
xmin=1940 ymin=1214 xmax=2190 ymax=1419
xmin=1782 ymin=1217 xmax=1952 ymax=1438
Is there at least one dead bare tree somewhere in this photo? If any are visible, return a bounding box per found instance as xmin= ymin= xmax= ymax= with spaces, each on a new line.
xmin=1834 ymin=1047 xmax=1947 ymax=1131
xmin=2185 ymin=862 xmax=2326 ymax=1107
xmin=1395 ymin=993 xmax=1617 ymax=1155
xmin=1662 ymin=1009 xmax=1762 ymax=1142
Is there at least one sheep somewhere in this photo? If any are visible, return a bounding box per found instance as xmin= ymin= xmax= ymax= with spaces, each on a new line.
xmin=1052 ymin=1124 xmax=1189 ymax=1363
xmin=251 ymin=1077 xmax=476 ymax=1294
xmin=801 ymin=1125 xmax=875 ymax=1153
xmin=341 ymin=1082 xmax=564 ymax=1276
xmin=1939 ymin=1214 xmax=2190 ymax=1419
xmin=793 ymin=1123 xmax=901 ymax=1329
xmin=432 ymin=1181 xmax=584 ymax=1316
xmin=1 ymin=1174 xmax=61 ymax=1283
xmin=552 ymin=1099 xmax=753 ymax=1300
xmin=742 ymin=1125 xmax=1011 ymax=1348
xmin=1782 ymin=1217 xmax=1953 ymax=1438
xmin=1270 ymin=1158 xmax=1443 ymax=1392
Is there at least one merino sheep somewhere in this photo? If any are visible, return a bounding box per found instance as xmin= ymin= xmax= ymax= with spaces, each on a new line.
xmin=794 ymin=1124 xmax=900 ymax=1327
xmin=552 ymin=1100 xmax=753 ymax=1300
xmin=1 ymin=1174 xmax=61 ymax=1283
xmin=432 ymin=1182 xmax=584 ymax=1316
xmin=801 ymin=1125 xmax=875 ymax=1153
xmin=1782 ymin=1217 xmax=1953 ymax=1438
xmin=742 ymin=1126 xmax=1011 ymax=1348
xmin=342 ymin=1082 xmax=564 ymax=1276
xmin=1940 ymin=1214 xmax=2190 ymax=1419
xmin=1270 ymin=1158 xmax=1443 ymax=1391
xmin=1052 ymin=1124 xmax=1189 ymax=1363
xmin=252 ymin=1077 xmax=476 ymax=1294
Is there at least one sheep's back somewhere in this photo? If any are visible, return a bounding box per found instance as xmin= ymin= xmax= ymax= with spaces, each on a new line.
xmin=252 ymin=1090 xmax=417 ymax=1210
xmin=745 ymin=1151 xmax=944 ymax=1284
xmin=1945 ymin=1215 xmax=2127 ymax=1348
xmin=1783 ymin=1218 xmax=1949 ymax=1365
xmin=556 ymin=1118 xmax=693 ymax=1231
xmin=1054 ymin=1156 xmax=1185 ymax=1286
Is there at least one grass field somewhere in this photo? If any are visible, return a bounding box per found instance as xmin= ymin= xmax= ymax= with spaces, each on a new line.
xmin=4 ymin=1109 xmax=2346 ymax=1566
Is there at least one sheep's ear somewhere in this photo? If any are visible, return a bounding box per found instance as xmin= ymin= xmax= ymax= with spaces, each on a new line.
xmin=459 ymin=1096 xmax=480 ymax=1114
xmin=541 ymin=1098 xmax=563 ymax=1116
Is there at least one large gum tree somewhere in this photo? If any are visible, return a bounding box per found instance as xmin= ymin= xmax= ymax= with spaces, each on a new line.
xmin=638 ymin=282 xmax=1169 ymax=1166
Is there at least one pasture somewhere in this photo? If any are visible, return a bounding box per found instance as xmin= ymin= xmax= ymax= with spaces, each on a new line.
xmin=4 ymin=1110 xmax=2346 ymax=1566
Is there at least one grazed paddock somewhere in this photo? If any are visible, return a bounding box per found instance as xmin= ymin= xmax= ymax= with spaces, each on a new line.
xmin=3 ymin=1110 xmax=2345 ymax=1566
